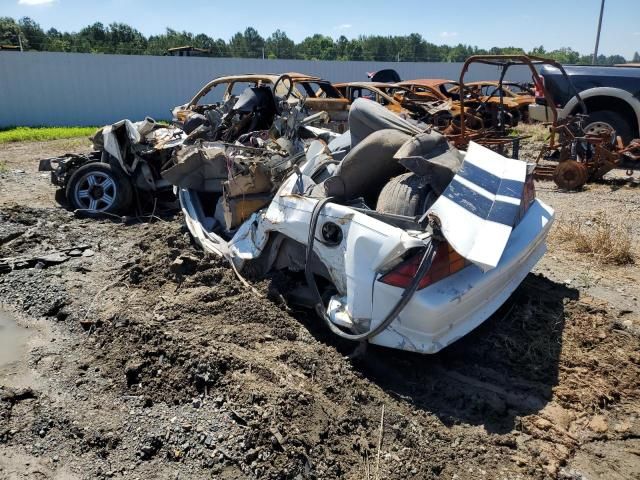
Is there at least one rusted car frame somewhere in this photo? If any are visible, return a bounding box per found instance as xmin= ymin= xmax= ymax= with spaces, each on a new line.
xmin=335 ymin=81 xmax=480 ymax=130
xmin=397 ymin=79 xmax=461 ymax=102
xmin=452 ymin=80 xmax=536 ymax=123
xmin=176 ymin=73 xmax=349 ymax=124
xmin=457 ymin=55 xmax=584 ymax=138
xmin=451 ymin=55 xmax=586 ymax=157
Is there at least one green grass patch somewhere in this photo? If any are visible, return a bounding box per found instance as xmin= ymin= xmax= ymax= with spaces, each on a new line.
xmin=0 ymin=126 xmax=98 ymax=144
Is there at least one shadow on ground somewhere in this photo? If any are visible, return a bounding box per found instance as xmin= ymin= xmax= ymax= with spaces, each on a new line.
xmin=296 ymin=273 xmax=579 ymax=434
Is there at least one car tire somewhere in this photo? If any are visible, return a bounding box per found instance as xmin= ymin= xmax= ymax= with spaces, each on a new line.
xmin=376 ymin=172 xmax=434 ymax=216
xmin=66 ymin=162 xmax=133 ymax=216
xmin=584 ymin=110 xmax=633 ymax=144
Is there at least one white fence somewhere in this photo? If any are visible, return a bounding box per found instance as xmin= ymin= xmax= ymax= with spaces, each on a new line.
xmin=0 ymin=52 xmax=536 ymax=127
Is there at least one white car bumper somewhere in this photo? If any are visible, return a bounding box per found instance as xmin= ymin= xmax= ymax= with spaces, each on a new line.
xmin=366 ymin=199 xmax=554 ymax=353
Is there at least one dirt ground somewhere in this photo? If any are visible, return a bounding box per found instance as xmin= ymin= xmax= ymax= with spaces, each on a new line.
xmin=0 ymin=137 xmax=639 ymax=480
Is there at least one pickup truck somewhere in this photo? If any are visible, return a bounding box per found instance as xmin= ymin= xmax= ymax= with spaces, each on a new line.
xmin=529 ymin=65 xmax=640 ymax=143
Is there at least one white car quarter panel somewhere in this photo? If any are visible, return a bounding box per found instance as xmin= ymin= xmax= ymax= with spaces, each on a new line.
xmin=367 ymin=199 xmax=554 ymax=353
xmin=229 ymin=175 xmax=426 ymax=321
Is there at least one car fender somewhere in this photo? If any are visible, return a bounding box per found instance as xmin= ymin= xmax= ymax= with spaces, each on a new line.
xmin=561 ymin=87 xmax=640 ymax=127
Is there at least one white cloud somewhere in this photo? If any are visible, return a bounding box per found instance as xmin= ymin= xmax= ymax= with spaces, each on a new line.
xmin=633 ymin=32 xmax=640 ymax=36
xmin=18 ymin=0 xmax=56 ymax=5
xmin=440 ymin=31 xmax=459 ymax=38
xmin=334 ymin=24 xmax=352 ymax=30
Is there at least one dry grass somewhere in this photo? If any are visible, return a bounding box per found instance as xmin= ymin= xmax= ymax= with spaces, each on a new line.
xmin=510 ymin=122 xmax=550 ymax=143
xmin=553 ymin=212 xmax=634 ymax=265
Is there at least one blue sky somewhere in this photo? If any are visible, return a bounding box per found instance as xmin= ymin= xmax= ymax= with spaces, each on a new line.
xmin=2 ymin=0 xmax=639 ymax=58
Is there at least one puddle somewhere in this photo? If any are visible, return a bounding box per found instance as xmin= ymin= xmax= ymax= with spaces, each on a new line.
xmin=0 ymin=309 xmax=30 ymax=374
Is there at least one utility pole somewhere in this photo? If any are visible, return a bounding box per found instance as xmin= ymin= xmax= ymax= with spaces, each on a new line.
xmin=592 ymin=0 xmax=605 ymax=64
xmin=18 ymin=33 xmax=23 ymax=52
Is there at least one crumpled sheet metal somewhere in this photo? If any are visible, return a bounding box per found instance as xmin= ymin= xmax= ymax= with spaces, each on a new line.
xmin=162 ymin=144 xmax=228 ymax=192
xmin=428 ymin=142 xmax=527 ymax=271
xmin=228 ymin=174 xmax=426 ymax=322
xmin=100 ymin=117 xmax=184 ymax=175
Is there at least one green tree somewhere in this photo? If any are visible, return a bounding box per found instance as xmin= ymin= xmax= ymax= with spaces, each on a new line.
xmin=78 ymin=22 xmax=107 ymax=52
xmin=0 ymin=17 xmax=24 ymax=48
xmin=108 ymin=23 xmax=147 ymax=54
xmin=547 ymin=47 xmax=580 ymax=64
xmin=0 ymin=17 xmax=632 ymax=63
xmin=335 ymin=35 xmax=349 ymax=60
xmin=212 ymin=39 xmax=230 ymax=57
xmin=18 ymin=17 xmax=45 ymax=50
xmin=228 ymin=31 xmax=246 ymax=57
xmin=529 ymin=45 xmax=547 ymax=56
xmin=242 ymin=27 xmax=264 ymax=58
xmin=265 ymin=29 xmax=295 ymax=59
xmin=297 ymin=34 xmax=335 ymax=60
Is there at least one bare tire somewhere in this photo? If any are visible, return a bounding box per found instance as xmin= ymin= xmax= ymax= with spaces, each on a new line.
xmin=376 ymin=173 xmax=434 ymax=216
xmin=553 ymin=160 xmax=588 ymax=191
xmin=66 ymin=162 xmax=133 ymax=216
xmin=584 ymin=110 xmax=633 ymax=144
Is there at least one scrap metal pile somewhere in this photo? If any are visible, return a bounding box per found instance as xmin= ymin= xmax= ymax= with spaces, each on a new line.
xmin=171 ymin=98 xmax=553 ymax=354
xmin=535 ymin=114 xmax=640 ymax=190
xmin=33 ymin=54 xmax=640 ymax=353
xmin=39 ymin=118 xmax=185 ymax=215
xmin=39 ymin=74 xmax=336 ymax=219
xmin=34 ymin=63 xmax=561 ymax=354
xmin=40 ymin=55 xmax=640 ymax=217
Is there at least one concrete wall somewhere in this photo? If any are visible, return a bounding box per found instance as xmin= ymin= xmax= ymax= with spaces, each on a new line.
xmin=0 ymin=52 xmax=536 ymax=127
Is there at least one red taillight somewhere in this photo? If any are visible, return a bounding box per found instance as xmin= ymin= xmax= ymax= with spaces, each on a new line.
xmin=379 ymin=243 xmax=468 ymax=290
xmin=518 ymin=173 xmax=536 ymax=222
xmin=534 ymin=77 xmax=545 ymax=99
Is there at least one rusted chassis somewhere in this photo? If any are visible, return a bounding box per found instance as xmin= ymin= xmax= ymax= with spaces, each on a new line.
xmin=458 ymin=55 xmax=585 ymax=143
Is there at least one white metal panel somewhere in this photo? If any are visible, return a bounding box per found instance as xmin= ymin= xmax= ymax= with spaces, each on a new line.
xmin=0 ymin=52 xmax=536 ymax=127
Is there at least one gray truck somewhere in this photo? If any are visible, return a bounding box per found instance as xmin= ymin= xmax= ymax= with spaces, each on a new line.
xmin=529 ymin=65 xmax=640 ymax=143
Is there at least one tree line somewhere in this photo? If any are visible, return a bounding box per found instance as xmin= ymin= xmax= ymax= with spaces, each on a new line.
xmin=1 ymin=16 xmax=637 ymax=65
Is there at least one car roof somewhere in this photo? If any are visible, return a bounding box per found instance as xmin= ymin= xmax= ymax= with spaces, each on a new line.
xmin=201 ymin=73 xmax=328 ymax=84
xmin=283 ymin=72 xmax=326 ymax=82
xmin=334 ymin=81 xmax=400 ymax=89
xmin=398 ymin=79 xmax=457 ymax=87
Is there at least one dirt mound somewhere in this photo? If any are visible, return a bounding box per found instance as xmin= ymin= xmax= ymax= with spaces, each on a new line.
xmin=1 ymin=194 xmax=639 ymax=479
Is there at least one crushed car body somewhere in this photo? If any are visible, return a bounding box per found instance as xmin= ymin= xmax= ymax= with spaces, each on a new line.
xmin=335 ymin=81 xmax=479 ymax=131
xmin=39 ymin=118 xmax=185 ymax=215
xmin=169 ymin=98 xmax=555 ymax=354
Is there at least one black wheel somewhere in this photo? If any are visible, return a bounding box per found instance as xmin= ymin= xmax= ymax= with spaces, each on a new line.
xmin=66 ymin=162 xmax=133 ymax=216
xmin=584 ymin=110 xmax=633 ymax=144
xmin=376 ymin=173 xmax=435 ymax=216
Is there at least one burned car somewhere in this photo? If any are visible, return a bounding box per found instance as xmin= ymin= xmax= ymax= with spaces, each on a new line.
xmin=397 ymin=79 xmax=462 ymax=102
xmin=335 ymin=81 xmax=419 ymax=115
xmin=39 ymin=118 xmax=185 ymax=215
xmin=450 ymin=80 xmax=536 ymax=124
xmin=40 ymin=74 xmax=337 ymax=216
xmin=334 ymin=82 xmax=473 ymax=130
xmin=172 ymin=73 xmax=349 ymax=132
xmin=169 ymin=99 xmax=555 ymax=354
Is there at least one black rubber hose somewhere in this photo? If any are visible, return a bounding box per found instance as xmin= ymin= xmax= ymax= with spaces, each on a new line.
xmin=304 ymin=197 xmax=438 ymax=342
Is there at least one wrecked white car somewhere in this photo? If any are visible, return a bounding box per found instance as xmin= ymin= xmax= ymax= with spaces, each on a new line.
xmin=170 ymin=99 xmax=554 ymax=354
